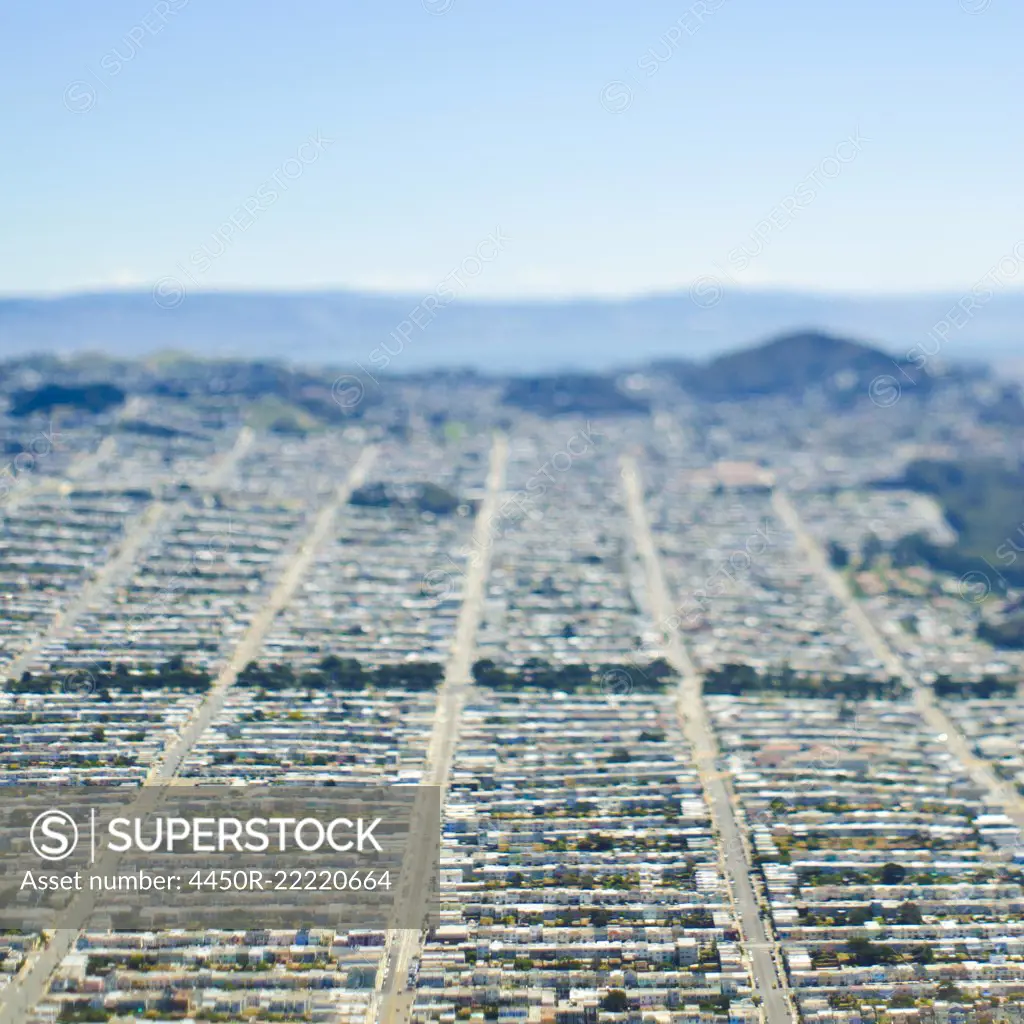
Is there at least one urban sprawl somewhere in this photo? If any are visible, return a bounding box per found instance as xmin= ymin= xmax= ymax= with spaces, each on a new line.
xmin=1 ymin=360 xmax=1023 ymax=1024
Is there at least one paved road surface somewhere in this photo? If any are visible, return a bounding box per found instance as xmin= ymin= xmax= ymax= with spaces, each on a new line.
xmin=2 ymin=427 xmax=255 ymax=685
xmin=155 ymin=443 xmax=378 ymax=781
xmin=772 ymin=487 xmax=1024 ymax=829
xmin=375 ymin=434 xmax=508 ymax=1024
xmin=622 ymin=457 xmax=796 ymax=1024
xmin=0 ymin=440 xmax=375 ymax=1024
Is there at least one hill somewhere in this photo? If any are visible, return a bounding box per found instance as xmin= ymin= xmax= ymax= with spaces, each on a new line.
xmin=663 ymin=331 xmax=931 ymax=401
xmin=882 ymin=459 xmax=1024 ymax=590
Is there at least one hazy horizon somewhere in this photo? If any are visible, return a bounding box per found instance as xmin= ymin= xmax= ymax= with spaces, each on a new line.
xmin=7 ymin=280 xmax=1024 ymax=303
xmin=3 ymin=284 xmax=1023 ymax=373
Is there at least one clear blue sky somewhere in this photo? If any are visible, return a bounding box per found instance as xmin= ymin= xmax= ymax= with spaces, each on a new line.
xmin=2 ymin=0 xmax=1022 ymax=298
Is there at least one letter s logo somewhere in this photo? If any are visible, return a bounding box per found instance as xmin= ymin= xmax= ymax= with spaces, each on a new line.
xmin=30 ymin=810 xmax=79 ymax=861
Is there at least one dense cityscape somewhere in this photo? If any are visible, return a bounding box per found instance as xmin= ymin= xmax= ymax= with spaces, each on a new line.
xmin=0 ymin=341 xmax=1022 ymax=1024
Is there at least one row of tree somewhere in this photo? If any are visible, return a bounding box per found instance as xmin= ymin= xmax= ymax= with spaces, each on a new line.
xmin=4 ymin=655 xmax=448 ymax=694
xmin=8 ymin=657 xmax=211 ymax=694
xmin=703 ymin=663 xmax=906 ymax=699
xmin=470 ymin=657 xmax=677 ymax=692
xmin=932 ymin=672 xmax=1018 ymax=697
xmin=237 ymin=655 xmax=444 ymax=690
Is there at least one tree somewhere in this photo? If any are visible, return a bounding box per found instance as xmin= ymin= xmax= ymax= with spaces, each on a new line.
xmin=862 ymin=531 xmax=885 ymax=565
xmin=827 ymin=540 xmax=850 ymax=568
xmin=601 ymin=990 xmax=629 ymax=1013
xmin=638 ymin=729 xmax=665 ymax=742
xmin=897 ymin=901 xmax=922 ymax=924
xmin=881 ymin=862 xmax=906 ymax=885
xmin=937 ymin=982 xmax=967 ymax=1003
xmin=909 ymin=944 xmax=934 ymax=965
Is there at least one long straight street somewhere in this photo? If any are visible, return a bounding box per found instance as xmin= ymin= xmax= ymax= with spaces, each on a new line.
xmin=0 ymin=443 xmax=377 ymax=1024
xmin=622 ymin=456 xmax=796 ymax=1024
xmin=376 ymin=433 xmax=508 ymax=1024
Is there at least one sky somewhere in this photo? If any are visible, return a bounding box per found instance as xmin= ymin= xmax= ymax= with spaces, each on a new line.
xmin=2 ymin=0 xmax=1023 ymax=299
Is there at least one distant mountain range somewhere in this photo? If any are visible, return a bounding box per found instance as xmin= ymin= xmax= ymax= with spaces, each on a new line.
xmin=1 ymin=287 xmax=1023 ymax=372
